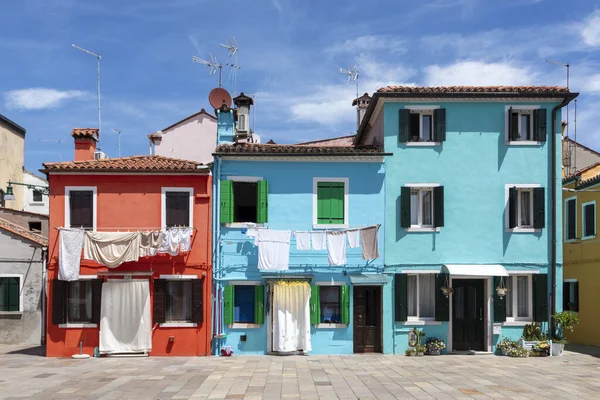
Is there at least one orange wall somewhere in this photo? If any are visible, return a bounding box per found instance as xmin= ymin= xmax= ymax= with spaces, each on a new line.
xmin=46 ymin=173 xmax=212 ymax=357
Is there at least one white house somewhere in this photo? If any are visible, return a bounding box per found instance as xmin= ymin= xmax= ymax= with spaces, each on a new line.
xmin=22 ymin=170 xmax=49 ymax=215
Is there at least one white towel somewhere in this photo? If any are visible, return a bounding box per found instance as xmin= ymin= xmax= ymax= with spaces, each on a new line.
xmin=178 ymin=228 xmax=192 ymax=253
xmin=311 ymin=231 xmax=326 ymax=251
xmin=295 ymin=232 xmax=311 ymax=251
xmin=326 ymin=231 xmax=347 ymax=266
xmin=83 ymin=231 xmax=141 ymax=268
xmin=256 ymin=230 xmax=291 ymax=271
xmin=347 ymin=230 xmax=360 ymax=248
xmin=58 ymin=229 xmax=85 ymax=281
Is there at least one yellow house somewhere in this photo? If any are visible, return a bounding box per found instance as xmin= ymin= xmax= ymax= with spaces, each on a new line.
xmin=0 ymin=114 xmax=25 ymax=209
xmin=563 ymin=162 xmax=600 ymax=346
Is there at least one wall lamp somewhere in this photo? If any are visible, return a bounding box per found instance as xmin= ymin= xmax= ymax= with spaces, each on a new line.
xmin=4 ymin=181 xmax=50 ymax=201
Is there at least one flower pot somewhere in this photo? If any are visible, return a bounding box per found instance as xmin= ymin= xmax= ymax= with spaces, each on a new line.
xmin=552 ymin=343 xmax=564 ymax=357
xmin=501 ymin=349 xmax=509 ymax=356
xmin=416 ymin=352 xmax=424 ymax=356
xmin=429 ymin=349 xmax=441 ymax=356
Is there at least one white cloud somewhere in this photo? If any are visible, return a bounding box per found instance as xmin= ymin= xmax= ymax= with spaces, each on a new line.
xmin=328 ymin=35 xmax=407 ymax=55
xmin=424 ymin=61 xmax=537 ymax=86
xmin=587 ymin=74 xmax=600 ymax=93
xmin=4 ymin=88 xmax=86 ymax=110
xmin=271 ymin=0 xmax=282 ymax=14
xmin=581 ymin=10 xmax=600 ymax=46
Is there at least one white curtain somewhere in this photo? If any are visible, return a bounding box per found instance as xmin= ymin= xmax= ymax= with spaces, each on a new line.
xmin=100 ymin=280 xmax=152 ymax=354
xmin=273 ymin=281 xmax=311 ymax=353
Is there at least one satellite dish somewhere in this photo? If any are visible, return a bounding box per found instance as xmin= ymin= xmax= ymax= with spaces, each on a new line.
xmin=209 ymin=87 xmax=232 ymax=109
xmin=252 ymin=134 xmax=261 ymax=144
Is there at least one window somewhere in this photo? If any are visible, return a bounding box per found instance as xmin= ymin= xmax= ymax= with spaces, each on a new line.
xmin=32 ymin=190 xmax=43 ymax=202
xmin=66 ymin=280 xmax=93 ymax=323
xmin=401 ymin=185 xmax=444 ymax=229
xmin=508 ymin=186 xmax=544 ymax=230
xmin=398 ymin=108 xmax=446 ymax=143
xmin=165 ymin=191 xmax=191 ymax=228
xmin=224 ymin=284 xmax=264 ymax=326
xmin=410 ymin=111 xmax=433 ymax=142
xmin=0 ymin=189 xmax=5 ymax=208
xmin=238 ymin=114 xmax=247 ymax=131
xmin=563 ymin=280 xmax=579 ymax=312
xmin=0 ymin=276 xmax=20 ymax=312
xmin=310 ymin=284 xmax=349 ymax=326
xmin=67 ymin=189 xmax=94 ymax=229
xmin=565 ymin=197 xmax=577 ymax=240
xmin=320 ymin=286 xmax=341 ymax=323
xmin=313 ymin=178 xmax=348 ymax=228
xmin=407 ymin=274 xmax=435 ymax=320
xmin=505 ymin=275 xmax=532 ymax=321
xmin=220 ymin=179 xmax=268 ymax=225
xmin=165 ymin=280 xmax=192 ymax=322
xmin=28 ymin=221 xmax=42 ymax=233
xmin=582 ymin=201 xmax=596 ymax=239
xmin=507 ymin=107 xmax=546 ymax=143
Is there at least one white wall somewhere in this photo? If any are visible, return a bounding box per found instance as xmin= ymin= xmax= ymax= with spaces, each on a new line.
xmin=153 ymin=113 xmax=217 ymax=164
xmin=22 ymin=172 xmax=49 ymax=215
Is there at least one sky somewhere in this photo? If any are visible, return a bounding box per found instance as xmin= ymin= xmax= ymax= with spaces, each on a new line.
xmin=1 ymin=0 xmax=600 ymax=173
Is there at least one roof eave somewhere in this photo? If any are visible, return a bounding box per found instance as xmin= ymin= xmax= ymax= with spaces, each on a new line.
xmin=212 ymin=152 xmax=392 ymax=157
xmin=0 ymin=114 xmax=26 ymax=136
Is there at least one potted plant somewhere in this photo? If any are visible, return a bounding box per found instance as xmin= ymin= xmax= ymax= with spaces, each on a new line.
xmin=552 ymin=311 xmax=579 ymax=356
xmin=496 ymin=338 xmax=519 ymax=356
xmin=520 ymin=323 xmax=548 ymax=350
xmin=405 ymin=347 xmax=417 ymax=356
xmin=508 ymin=347 xmax=529 ymax=358
xmin=426 ymin=337 xmax=446 ymax=355
xmin=530 ymin=341 xmax=551 ymax=357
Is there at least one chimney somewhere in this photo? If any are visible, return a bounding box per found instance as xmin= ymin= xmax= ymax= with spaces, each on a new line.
xmin=216 ymin=104 xmax=235 ymax=145
xmin=233 ymin=92 xmax=254 ymax=143
xmin=71 ymin=128 xmax=98 ymax=161
xmin=353 ymin=93 xmax=371 ymax=128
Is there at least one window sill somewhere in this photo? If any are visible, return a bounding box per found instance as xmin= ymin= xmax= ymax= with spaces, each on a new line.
xmin=403 ymin=320 xmax=441 ymax=326
xmin=0 ymin=311 xmax=22 ymax=316
xmin=314 ymin=323 xmax=347 ymax=329
xmin=507 ymin=228 xmax=541 ymax=233
xmin=159 ymin=322 xmax=197 ymax=328
xmin=313 ymin=224 xmax=348 ymax=230
xmin=405 ymin=227 xmax=440 ymax=232
xmin=582 ymin=235 xmax=596 ymax=241
xmin=506 ymin=141 xmax=542 ymax=146
xmin=405 ymin=142 xmax=441 ymax=147
xmin=502 ymin=321 xmax=533 ymax=326
xmin=229 ymin=323 xmax=260 ymax=329
xmin=224 ymin=223 xmax=265 ymax=229
xmin=58 ymin=323 xmax=97 ymax=328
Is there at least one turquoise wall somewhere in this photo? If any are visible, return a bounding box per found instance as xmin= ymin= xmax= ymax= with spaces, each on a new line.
xmin=215 ymin=160 xmax=388 ymax=355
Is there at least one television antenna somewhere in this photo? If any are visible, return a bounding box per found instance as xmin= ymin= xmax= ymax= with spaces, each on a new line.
xmin=192 ymin=53 xmax=223 ymax=87
xmin=72 ymin=44 xmax=101 ymax=144
xmin=219 ymin=37 xmax=241 ymax=95
xmin=39 ymin=139 xmax=62 ymax=161
xmin=219 ymin=37 xmax=238 ymax=58
xmin=339 ymin=64 xmax=360 ymax=129
xmin=113 ymin=129 xmax=122 ymax=158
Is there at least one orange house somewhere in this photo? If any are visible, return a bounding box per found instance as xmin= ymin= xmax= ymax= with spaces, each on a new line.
xmin=42 ymin=129 xmax=212 ymax=357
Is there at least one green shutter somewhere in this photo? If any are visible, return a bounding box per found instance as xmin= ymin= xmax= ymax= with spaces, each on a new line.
xmin=433 ymin=108 xmax=446 ymax=142
xmin=254 ymin=285 xmax=264 ymax=325
xmin=400 ymin=186 xmax=411 ymax=228
xmin=220 ymin=180 xmax=234 ymax=224
xmin=533 ymin=187 xmax=545 ymax=229
xmin=533 ymin=274 xmax=548 ymax=322
xmin=340 ymin=286 xmax=350 ymax=324
xmin=508 ymin=187 xmax=517 ymax=229
xmin=223 ymin=285 xmax=234 ymax=325
xmin=3 ymin=277 xmax=20 ymax=312
xmin=435 ymin=273 xmax=450 ymax=322
xmin=310 ymin=285 xmax=320 ymax=324
xmin=256 ymin=180 xmax=268 ymax=224
xmin=394 ymin=274 xmax=408 ymax=322
xmin=317 ymin=182 xmax=344 ymax=224
xmin=534 ymin=108 xmax=547 ymax=142
xmin=398 ymin=109 xmax=410 ymax=143
xmin=493 ymin=276 xmax=507 ymax=323
xmin=434 ymin=186 xmax=444 ymax=228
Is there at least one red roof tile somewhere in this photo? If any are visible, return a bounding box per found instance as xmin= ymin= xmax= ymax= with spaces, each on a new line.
xmin=377 ymin=86 xmax=569 ymax=94
xmin=0 ymin=217 xmax=48 ymax=246
xmin=71 ymin=128 xmax=99 ymax=140
xmin=297 ymin=135 xmax=355 ymax=147
xmin=41 ymin=155 xmax=208 ymax=173
xmin=214 ymin=143 xmax=386 ymax=156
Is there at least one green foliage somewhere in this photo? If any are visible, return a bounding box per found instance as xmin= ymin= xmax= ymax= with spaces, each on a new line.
xmin=412 ymin=327 xmax=425 ymax=346
xmin=553 ymin=311 xmax=579 ymax=339
xmin=508 ymin=347 xmax=529 ymax=358
xmin=496 ymin=338 xmax=520 ymax=352
xmin=522 ymin=323 xmax=547 ymax=341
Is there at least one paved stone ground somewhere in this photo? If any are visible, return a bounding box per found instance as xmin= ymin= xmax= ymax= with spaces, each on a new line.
xmin=1 ymin=346 xmax=600 ymax=399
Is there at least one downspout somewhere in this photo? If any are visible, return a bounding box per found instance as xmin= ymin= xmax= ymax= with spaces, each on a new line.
xmin=212 ymin=156 xmax=222 ymax=355
xmin=41 ymin=246 xmax=48 ymax=345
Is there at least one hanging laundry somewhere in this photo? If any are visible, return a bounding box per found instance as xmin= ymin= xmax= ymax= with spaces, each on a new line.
xmin=347 ymin=229 xmax=360 ymax=249
xmin=255 ymin=230 xmax=291 ymax=271
xmin=166 ymin=228 xmax=181 ymax=256
xmin=295 ymin=232 xmax=311 ymax=251
xmin=140 ymin=231 xmax=163 ymax=257
xmin=157 ymin=229 xmax=170 ymax=254
xmin=178 ymin=227 xmax=192 ymax=253
xmin=58 ymin=228 xmax=85 ymax=281
xmin=311 ymin=231 xmax=326 ymax=251
xmin=83 ymin=231 xmax=141 ymax=268
xmin=360 ymin=226 xmax=379 ymax=260
xmin=326 ymin=231 xmax=347 ymax=266
xmin=246 ymin=229 xmax=258 ymax=244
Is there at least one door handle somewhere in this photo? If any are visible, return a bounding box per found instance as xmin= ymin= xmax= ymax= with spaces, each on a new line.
xmin=479 ymin=308 xmax=483 ymax=320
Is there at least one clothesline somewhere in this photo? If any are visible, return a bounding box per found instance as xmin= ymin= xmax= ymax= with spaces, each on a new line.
xmin=55 ymin=226 xmax=197 ymax=232
xmin=291 ymin=224 xmax=380 ymax=234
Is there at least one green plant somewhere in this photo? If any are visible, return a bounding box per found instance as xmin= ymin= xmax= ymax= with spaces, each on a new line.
xmin=553 ymin=337 xmax=568 ymax=344
xmin=405 ymin=347 xmax=416 ymax=356
xmin=416 ymin=345 xmax=426 ymax=353
xmin=508 ymin=347 xmax=529 ymax=358
xmin=426 ymin=337 xmax=446 ymax=352
xmin=496 ymin=338 xmax=519 ymax=353
xmin=412 ymin=328 xmax=425 ymax=346
xmin=522 ymin=323 xmax=544 ymax=341
xmin=534 ymin=341 xmax=551 ymax=351
xmin=553 ymin=311 xmax=579 ymax=340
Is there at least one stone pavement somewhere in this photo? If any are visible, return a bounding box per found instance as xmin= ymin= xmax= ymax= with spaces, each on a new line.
xmin=1 ymin=346 xmax=600 ymax=399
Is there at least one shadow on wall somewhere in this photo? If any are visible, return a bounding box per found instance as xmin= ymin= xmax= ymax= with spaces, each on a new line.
xmin=498 ymin=131 xmax=508 ymax=171
xmin=394 ymin=196 xmax=438 ymax=250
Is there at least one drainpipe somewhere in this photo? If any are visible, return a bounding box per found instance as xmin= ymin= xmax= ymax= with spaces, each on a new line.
xmin=212 ymin=156 xmax=222 ymax=355
xmin=550 ymin=94 xmax=577 ymax=335
xmin=41 ymin=246 xmax=48 ymax=345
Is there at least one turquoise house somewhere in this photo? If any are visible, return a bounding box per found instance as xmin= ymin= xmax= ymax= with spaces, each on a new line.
xmin=211 ymin=95 xmax=389 ymax=355
xmin=354 ymin=86 xmax=578 ymax=353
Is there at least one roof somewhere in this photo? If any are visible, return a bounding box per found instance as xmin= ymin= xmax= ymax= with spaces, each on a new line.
xmin=296 ymin=135 xmax=355 ymax=147
xmin=71 ymin=128 xmax=98 ymax=140
xmin=150 ymin=109 xmax=217 ymax=137
xmin=563 ymin=137 xmax=600 ymax=157
xmin=23 ymin=169 xmax=48 ymax=183
xmin=0 ymin=217 xmax=47 ymax=246
xmin=41 ymin=155 xmax=208 ymax=173
xmin=563 ymin=161 xmax=600 ymax=183
xmin=0 ymin=207 xmax=49 ymax=219
xmin=376 ymin=86 xmax=570 ymax=94
xmin=0 ymin=113 xmax=26 ymax=136
xmin=214 ymin=143 xmax=388 ymax=157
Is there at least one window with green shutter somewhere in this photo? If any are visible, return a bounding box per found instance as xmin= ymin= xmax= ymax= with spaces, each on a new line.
xmin=220 ymin=180 xmax=269 ymax=224
xmin=0 ymin=277 xmax=20 ymax=312
xmin=224 ymin=284 xmax=265 ymax=325
xmin=316 ymin=181 xmax=345 ymax=225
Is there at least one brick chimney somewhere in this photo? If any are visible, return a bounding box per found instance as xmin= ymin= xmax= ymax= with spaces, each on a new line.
xmin=71 ymin=128 xmax=98 ymax=161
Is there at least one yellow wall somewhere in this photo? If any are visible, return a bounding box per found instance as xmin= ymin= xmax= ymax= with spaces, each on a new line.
xmin=563 ymin=170 xmax=600 ymax=346
xmin=0 ymin=123 xmax=24 ymax=209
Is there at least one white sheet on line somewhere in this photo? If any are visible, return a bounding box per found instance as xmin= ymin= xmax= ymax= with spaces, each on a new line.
xmin=58 ymin=229 xmax=85 ymax=281
xmin=311 ymin=231 xmax=326 ymax=251
xmin=256 ymin=230 xmax=291 ymax=271
xmin=99 ymin=280 xmax=152 ymax=354
xmin=273 ymin=281 xmax=312 ymax=353
xmin=346 ymin=229 xmax=360 ymax=249
xmin=326 ymin=231 xmax=347 ymax=266
xmin=295 ymin=232 xmax=311 ymax=251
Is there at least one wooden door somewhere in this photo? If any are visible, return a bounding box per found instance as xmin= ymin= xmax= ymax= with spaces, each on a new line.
xmin=353 ymin=286 xmax=381 ymax=353
xmin=452 ymin=279 xmax=485 ymax=351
